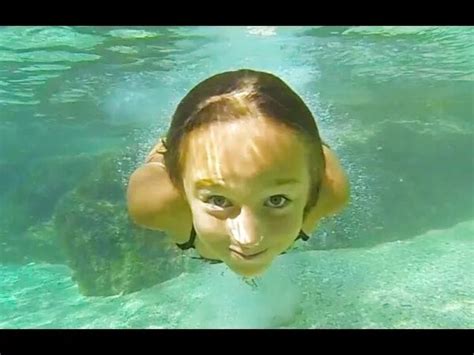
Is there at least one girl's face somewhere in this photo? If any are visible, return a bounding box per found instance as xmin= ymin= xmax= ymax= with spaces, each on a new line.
xmin=181 ymin=117 xmax=313 ymax=276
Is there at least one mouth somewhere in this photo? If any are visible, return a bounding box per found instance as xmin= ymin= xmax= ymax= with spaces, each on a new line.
xmin=229 ymin=248 xmax=268 ymax=260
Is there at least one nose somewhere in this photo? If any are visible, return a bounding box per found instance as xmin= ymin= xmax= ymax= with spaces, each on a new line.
xmin=227 ymin=206 xmax=263 ymax=248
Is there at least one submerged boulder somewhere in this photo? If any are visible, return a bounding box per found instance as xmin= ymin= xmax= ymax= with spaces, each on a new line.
xmin=54 ymin=151 xmax=200 ymax=296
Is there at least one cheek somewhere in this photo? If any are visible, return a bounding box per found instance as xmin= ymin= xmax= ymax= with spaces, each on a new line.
xmin=189 ymin=205 xmax=228 ymax=242
xmin=269 ymin=196 xmax=306 ymax=228
xmin=264 ymin=204 xmax=306 ymax=245
xmin=266 ymin=212 xmax=302 ymax=238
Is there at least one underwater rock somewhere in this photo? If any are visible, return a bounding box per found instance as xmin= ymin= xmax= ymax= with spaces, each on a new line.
xmin=54 ymin=151 xmax=199 ymax=296
xmin=23 ymin=220 xmax=65 ymax=264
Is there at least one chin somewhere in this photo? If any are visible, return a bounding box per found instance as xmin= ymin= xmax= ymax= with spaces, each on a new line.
xmin=228 ymin=261 xmax=272 ymax=277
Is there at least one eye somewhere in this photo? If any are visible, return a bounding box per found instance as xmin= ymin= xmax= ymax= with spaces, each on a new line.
xmin=206 ymin=195 xmax=232 ymax=208
xmin=265 ymin=195 xmax=290 ymax=208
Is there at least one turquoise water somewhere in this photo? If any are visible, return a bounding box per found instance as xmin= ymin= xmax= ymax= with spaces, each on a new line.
xmin=0 ymin=26 xmax=473 ymax=328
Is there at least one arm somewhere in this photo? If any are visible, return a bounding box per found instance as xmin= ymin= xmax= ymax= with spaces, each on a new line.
xmin=127 ymin=163 xmax=171 ymax=229
xmin=126 ymin=143 xmax=192 ymax=241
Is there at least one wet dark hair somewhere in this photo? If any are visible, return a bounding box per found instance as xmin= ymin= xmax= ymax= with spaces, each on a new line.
xmin=163 ymin=69 xmax=326 ymax=217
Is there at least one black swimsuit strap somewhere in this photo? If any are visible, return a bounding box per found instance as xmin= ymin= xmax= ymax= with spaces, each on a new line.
xmin=296 ymin=229 xmax=310 ymax=241
xmin=176 ymin=226 xmax=309 ymax=250
xmin=178 ymin=227 xmax=311 ymax=264
xmin=176 ymin=226 xmax=197 ymax=250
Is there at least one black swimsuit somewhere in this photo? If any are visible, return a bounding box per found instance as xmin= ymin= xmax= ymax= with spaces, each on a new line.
xmin=176 ymin=226 xmax=311 ymax=264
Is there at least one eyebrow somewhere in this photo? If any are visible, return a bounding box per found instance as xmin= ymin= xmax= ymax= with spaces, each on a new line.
xmin=195 ymin=178 xmax=301 ymax=189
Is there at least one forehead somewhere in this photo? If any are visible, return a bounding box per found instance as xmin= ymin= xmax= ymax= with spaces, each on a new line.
xmin=181 ymin=117 xmax=310 ymax=187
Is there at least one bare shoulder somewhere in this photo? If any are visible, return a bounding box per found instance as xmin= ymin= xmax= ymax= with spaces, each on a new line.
xmin=126 ymin=161 xmax=193 ymax=244
xmin=302 ymin=145 xmax=350 ymax=234
xmin=320 ymin=145 xmax=350 ymax=209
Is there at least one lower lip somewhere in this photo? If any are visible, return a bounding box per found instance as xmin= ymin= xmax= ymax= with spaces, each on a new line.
xmin=229 ymin=249 xmax=267 ymax=260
